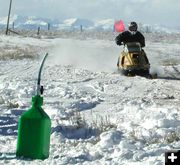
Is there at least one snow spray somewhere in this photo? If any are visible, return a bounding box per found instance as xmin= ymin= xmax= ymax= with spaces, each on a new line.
xmin=16 ymin=53 xmax=51 ymax=159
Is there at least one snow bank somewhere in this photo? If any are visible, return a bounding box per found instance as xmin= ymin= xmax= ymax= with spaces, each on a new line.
xmin=0 ymin=35 xmax=180 ymax=165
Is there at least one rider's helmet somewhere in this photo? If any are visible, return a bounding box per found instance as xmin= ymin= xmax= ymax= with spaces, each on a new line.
xmin=128 ymin=22 xmax=138 ymax=32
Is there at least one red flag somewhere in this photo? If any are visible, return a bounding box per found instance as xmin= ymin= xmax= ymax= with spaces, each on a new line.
xmin=114 ymin=20 xmax=125 ymax=32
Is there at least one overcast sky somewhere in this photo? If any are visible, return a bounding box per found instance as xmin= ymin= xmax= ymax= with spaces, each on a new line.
xmin=0 ymin=0 xmax=180 ymax=26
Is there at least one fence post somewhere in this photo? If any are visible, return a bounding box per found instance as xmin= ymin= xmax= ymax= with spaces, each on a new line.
xmin=80 ymin=25 xmax=83 ymax=32
xmin=37 ymin=27 xmax=40 ymax=35
xmin=48 ymin=23 xmax=50 ymax=30
xmin=12 ymin=22 xmax=14 ymax=30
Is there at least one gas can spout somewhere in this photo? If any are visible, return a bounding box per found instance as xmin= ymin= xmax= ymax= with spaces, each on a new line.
xmin=37 ymin=53 xmax=48 ymax=95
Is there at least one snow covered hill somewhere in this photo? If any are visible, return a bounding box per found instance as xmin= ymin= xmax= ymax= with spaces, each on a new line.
xmin=0 ymin=15 xmax=59 ymax=30
xmin=0 ymin=34 xmax=180 ymax=164
xmin=0 ymin=15 xmax=179 ymax=33
xmin=57 ymin=18 xmax=94 ymax=30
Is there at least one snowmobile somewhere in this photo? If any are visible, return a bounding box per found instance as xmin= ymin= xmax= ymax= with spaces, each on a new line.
xmin=117 ymin=42 xmax=155 ymax=78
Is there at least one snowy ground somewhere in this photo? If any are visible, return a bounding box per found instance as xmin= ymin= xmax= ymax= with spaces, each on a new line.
xmin=0 ymin=33 xmax=180 ymax=165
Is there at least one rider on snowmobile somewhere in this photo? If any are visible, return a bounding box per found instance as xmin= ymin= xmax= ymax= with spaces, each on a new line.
xmin=115 ymin=21 xmax=150 ymax=69
xmin=115 ymin=21 xmax=145 ymax=47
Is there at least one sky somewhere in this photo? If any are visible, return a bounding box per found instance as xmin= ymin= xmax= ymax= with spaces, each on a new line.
xmin=0 ymin=0 xmax=180 ymax=26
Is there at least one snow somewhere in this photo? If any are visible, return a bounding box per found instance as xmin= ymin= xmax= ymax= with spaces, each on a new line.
xmin=0 ymin=33 xmax=180 ymax=165
xmin=24 ymin=20 xmax=47 ymax=26
xmin=62 ymin=18 xmax=94 ymax=27
xmin=63 ymin=18 xmax=78 ymax=26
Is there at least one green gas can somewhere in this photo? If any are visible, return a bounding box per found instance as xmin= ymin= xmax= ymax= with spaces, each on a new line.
xmin=16 ymin=95 xmax=51 ymax=159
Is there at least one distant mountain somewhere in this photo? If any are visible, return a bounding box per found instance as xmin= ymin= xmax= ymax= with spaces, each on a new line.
xmin=57 ymin=18 xmax=94 ymax=30
xmin=138 ymin=23 xmax=180 ymax=33
xmin=94 ymin=19 xmax=114 ymax=30
xmin=0 ymin=14 xmax=179 ymax=33
xmin=0 ymin=15 xmax=59 ymax=30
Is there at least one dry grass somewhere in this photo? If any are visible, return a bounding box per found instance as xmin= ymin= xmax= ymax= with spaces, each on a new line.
xmin=128 ymin=129 xmax=180 ymax=145
xmin=0 ymin=48 xmax=38 ymax=60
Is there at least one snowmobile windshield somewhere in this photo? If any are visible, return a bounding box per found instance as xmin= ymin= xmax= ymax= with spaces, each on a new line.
xmin=124 ymin=42 xmax=141 ymax=53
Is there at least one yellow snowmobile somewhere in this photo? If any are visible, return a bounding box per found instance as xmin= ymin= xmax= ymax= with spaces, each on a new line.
xmin=117 ymin=42 xmax=151 ymax=77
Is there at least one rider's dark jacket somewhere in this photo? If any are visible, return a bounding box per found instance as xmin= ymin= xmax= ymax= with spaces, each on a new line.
xmin=115 ymin=31 xmax=145 ymax=47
